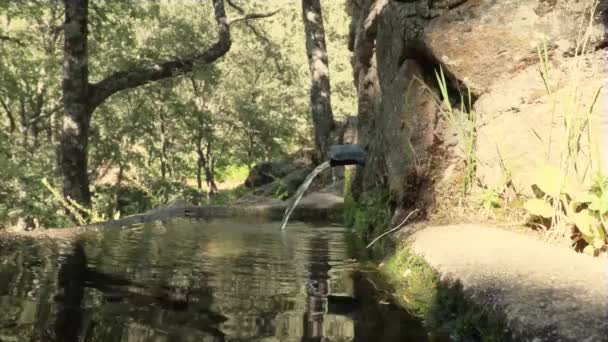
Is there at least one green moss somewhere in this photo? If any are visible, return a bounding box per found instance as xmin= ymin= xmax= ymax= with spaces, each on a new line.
xmin=381 ymin=246 xmax=439 ymax=317
xmin=379 ymin=244 xmax=511 ymax=341
xmin=344 ymin=187 xmax=391 ymax=240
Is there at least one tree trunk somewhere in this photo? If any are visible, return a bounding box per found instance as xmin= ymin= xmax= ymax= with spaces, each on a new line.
xmin=204 ymin=141 xmax=219 ymax=194
xmin=61 ymin=0 xmax=92 ymax=210
xmin=302 ymin=0 xmax=335 ymax=163
xmin=58 ymin=0 xmax=273 ymax=212
xmin=196 ymin=135 xmax=204 ymax=191
xmin=112 ymin=164 xmax=124 ymax=217
xmin=19 ymin=97 xmax=28 ymax=147
xmin=159 ymin=111 xmax=169 ymax=180
xmin=0 ymin=98 xmax=16 ymax=134
xmin=196 ymin=137 xmax=218 ymax=196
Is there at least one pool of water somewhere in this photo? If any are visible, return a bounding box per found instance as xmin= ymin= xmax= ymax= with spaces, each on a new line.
xmin=0 ymin=218 xmax=427 ymax=341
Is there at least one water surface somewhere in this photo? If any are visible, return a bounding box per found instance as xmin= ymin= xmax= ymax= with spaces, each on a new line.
xmin=0 ymin=218 xmax=427 ymax=341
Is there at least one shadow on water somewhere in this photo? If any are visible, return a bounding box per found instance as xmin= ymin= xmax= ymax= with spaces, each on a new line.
xmin=0 ymin=218 xmax=428 ymax=341
xmin=49 ymin=240 xmax=226 ymax=341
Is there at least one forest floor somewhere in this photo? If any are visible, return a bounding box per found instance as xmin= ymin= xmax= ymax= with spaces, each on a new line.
xmin=403 ymin=224 xmax=608 ymax=341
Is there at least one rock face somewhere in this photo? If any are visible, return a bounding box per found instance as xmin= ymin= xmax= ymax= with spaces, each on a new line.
xmin=423 ymin=0 xmax=606 ymax=193
xmin=347 ymin=0 xmax=607 ymax=219
xmin=348 ymin=0 xmax=464 ymax=221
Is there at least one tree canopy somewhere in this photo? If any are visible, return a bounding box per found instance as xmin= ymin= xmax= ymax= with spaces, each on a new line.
xmin=0 ymin=0 xmax=355 ymax=227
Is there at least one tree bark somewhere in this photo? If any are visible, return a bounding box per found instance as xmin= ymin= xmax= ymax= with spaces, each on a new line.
xmin=196 ymin=136 xmax=219 ymax=196
xmin=159 ymin=110 xmax=171 ymax=180
xmin=204 ymin=141 xmax=218 ymax=194
xmin=0 ymin=98 xmax=16 ymax=134
xmin=302 ymin=0 xmax=335 ymax=163
xmin=58 ymin=0 xmax=275 ymax=212
xmin=196 ymin=135 xmax=204 ymax=191
xmin=61 ymin=0 xmax=93 ymax=209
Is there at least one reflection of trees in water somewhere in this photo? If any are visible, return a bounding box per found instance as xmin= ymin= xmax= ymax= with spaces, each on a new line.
xmin=79 ymin=222 xmax=227 ymax=341
xmin=0 ymin=226 xmax=228 ymax=341
xmin=0 ymin=239 xmax=59 ymax=341
xmin=207 ymin=232 xmax=304 ymax=339
xmin=0 ymin=221 xmax=425 ymax=341
xmin=302 ymin=233 xmax=331 ymax=342
xmin=49 ymin=238 xmax=227 ymax=341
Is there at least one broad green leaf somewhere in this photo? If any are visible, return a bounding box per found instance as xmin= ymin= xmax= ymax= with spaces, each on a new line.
xmin=570 ymin=210 xmax=597 ymax=237
xmin=589 ymin=192 xmax=608 ymax=215
xmin=570 ymin=190 xmax=594 ymax=204
xmin=523 ymin=199 xmax=554 ymax=218
xmin=593 ymin=224 xmax=606 ymax=249
xmin=532 ymin=166 xmax=564 ymax=198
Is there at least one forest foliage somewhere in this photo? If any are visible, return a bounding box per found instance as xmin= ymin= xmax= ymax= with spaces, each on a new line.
xmin=0 ymin=0 xmax=355 ymax=228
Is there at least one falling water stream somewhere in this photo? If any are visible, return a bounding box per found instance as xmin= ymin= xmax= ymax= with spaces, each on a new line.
xmin=280 ymin=161 xmax=331 ymax=230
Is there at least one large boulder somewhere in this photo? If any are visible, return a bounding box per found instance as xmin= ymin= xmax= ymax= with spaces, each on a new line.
xmin=422 ymin=0 xmax=607 ymax=193
xmin=251 ymin=167 xmax=314 ymax=199
xmin=347 ymin=0 xmax=608 ymax=219
xmin=243 ymin=162 xmax=298 ymax=188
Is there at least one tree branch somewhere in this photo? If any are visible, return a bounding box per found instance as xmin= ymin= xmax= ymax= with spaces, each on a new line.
xmin=0 ymin=34 xmax=24 ymax=46
xmin=89 ymin=0 xmax=231 ymax=109
xmin=225 ymin=0 xmax=245 ymax=13
xmin=226 ymin=0 xmax=283 ymax=73
xmin=0 ymin=97 xmax=16 ymax=133
xmin=89 ymin=0 xmax=279 ymax=110
xmin=366 ymin=209 xmax=420 ymax=249
xmin=229 ymin=10 xmax=279 ymax=25
xmin=28 ymin=101 xmax=63 ymax=126
xmin=225 ymin=1 xmax=279 ymax=24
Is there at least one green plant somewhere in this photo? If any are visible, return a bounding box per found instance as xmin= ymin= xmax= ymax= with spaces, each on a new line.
xmin=535 ymin=0 xmax=602 ymax=181
xmin=344 ymin=186 xmax=391 ymax=236
xmin=479 ymin=188 xmax=501 ymax=210
xmin=523 ymin=167 xmax=607 ymax=254
xmin=525 ymin=0 xmax=604 ymax=254
xmin=382 ymin=246 xmax=438 ymax=317
xmin=41 ymin=178 xmax=111 ymax=225
xmin=434 ymin=66 xmax=477 ymax=196
xmin=272 ymin=180 xmax=290 ymax=200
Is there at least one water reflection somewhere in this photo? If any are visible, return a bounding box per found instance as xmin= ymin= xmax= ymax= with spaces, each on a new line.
xmin=0 ymin=218 xmax=427 ymax=341
xmin=302 ymin=233 xmax=330 ymax=341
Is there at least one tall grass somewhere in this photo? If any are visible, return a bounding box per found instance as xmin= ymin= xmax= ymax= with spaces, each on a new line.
xmin=434 ymin=66 xmax=478 ymax=196
xmin=533 ymin=0 xmax=603 ymax=237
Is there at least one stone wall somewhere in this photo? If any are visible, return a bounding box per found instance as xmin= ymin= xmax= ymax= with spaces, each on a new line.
xmin=346 ymin=0 xmax=607 ymax=233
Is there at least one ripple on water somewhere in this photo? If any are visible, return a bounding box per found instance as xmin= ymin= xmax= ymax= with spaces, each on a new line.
xmin=0 ymin=217 xmax=428 ymax=341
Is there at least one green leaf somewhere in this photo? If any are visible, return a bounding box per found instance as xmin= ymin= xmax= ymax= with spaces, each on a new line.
xmin=571 ymin=209 xmax=597 ymax=237
xmin=589 ymin=192 xmax=608 ymax=215
xmin=523 ymin=198 xmax=554 ymax=218
xmin=570 ymin=190 xmax=594 ymax=204
xmin=593 ymin=224 xmax=606 ymax=249
xmin=532 ymin=166 xmax=564 ymax=198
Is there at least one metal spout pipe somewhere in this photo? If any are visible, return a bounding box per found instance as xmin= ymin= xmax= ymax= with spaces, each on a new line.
xmin=328 ymin=144 xmax=367 ymax=167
